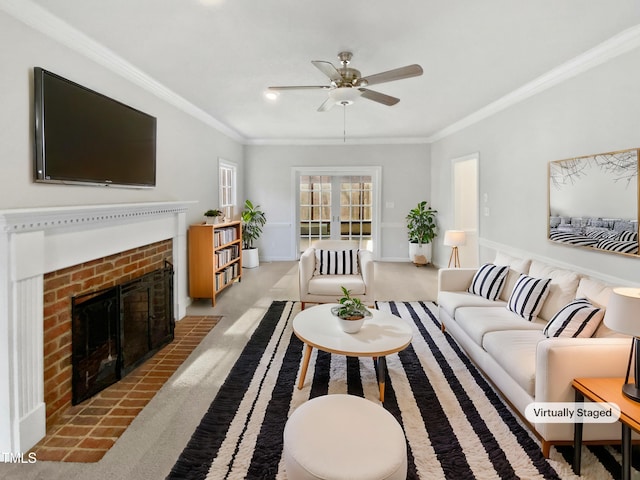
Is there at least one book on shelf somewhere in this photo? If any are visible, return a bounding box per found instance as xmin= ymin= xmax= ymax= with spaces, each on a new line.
xmin=214 ymin=245 xmax=239 ymax=269
xmin=214 ymin=263 xmax=240 ymax=291
xmin=213 ymin=227 xmax=238 ymax=247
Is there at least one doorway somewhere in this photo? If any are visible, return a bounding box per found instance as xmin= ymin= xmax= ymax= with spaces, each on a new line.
xmin=294 ymin=167 xmax=380 ymax=257
xmin=452 ymin=154 xmax=479 ymax=267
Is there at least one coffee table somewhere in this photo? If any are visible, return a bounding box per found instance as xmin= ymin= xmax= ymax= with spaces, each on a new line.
xmin=293 ymin=303 xmax=413 ymax=402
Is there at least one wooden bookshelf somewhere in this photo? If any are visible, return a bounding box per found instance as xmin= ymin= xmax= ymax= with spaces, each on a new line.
xmin=188 ymin=221 xmax=242 ymax=305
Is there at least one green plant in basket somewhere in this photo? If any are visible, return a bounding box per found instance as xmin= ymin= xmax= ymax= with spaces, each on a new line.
xmin=333 ymin=286 xmax=371 ymax=320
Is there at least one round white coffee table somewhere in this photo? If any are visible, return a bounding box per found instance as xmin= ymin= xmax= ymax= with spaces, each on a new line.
xmin=293 ymin=303 xmax=413 ymax=401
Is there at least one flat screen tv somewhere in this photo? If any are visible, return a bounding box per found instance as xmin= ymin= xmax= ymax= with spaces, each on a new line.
xmin=34 ymin=67 xmax=157 ymax=188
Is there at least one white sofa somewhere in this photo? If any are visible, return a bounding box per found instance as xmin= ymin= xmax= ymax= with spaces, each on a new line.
xmin=438 ymin=251 xmax=633 ymax=457
xmin=299 ymin=240 xmax=374 ymax=310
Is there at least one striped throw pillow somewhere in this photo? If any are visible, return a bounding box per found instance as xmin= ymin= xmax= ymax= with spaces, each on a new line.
xmin=506 ymin=274 xmax=551 ymax=321
xmin=467 ymin=264 xmax=509 ymax=301
xmin=543 ymin=298 xmax=604 ymax=338
xmin=314 ymin=249 xmax=359 ymax=275
xmin=616 ymin=230 xmax=638 ymax=242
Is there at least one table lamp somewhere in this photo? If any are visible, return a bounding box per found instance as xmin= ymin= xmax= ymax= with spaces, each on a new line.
xmin=443 ymin=230 xmax=466 ymax=268
xmin=604 ymin=287 xmax=640 ymax=402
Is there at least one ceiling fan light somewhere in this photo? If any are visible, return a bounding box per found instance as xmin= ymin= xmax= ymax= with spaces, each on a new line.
xmin=329 ymin=87 xmax=362 ymax=105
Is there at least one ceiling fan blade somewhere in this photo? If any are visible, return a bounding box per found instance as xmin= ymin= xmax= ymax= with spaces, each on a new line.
xmin=268 ymin=85 xmax=330 ymax=90
xmin=358 ymin=88 xmax=400 ymax=106
xmin=311 ymin=60 xmax=343 ymax=83
xmin=360 ymin=64 xmax=423 ymax=86
xmin=317 ymin=97 xmax=336 ymax=112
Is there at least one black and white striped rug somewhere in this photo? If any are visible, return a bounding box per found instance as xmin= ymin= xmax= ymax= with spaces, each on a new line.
xmin=166 ymin=301 xmax=627 ymax=479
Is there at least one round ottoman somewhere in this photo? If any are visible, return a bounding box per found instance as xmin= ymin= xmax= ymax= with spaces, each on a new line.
xmin=283 ymin=394 xmax=407 ymax=480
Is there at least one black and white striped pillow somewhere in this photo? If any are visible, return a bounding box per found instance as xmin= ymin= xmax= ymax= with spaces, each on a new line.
xmin=314 ymin=249 xmax=359 ymax=275
xmin=467 ymin=264 xmax=509 ymax=301
xmin=506 ymin=274 xmax=551 ymax=321
xmin=616 ymin=230 xmax=638 ymax=242
xmin=595 ymin=238 xmax=639 ymax=254
xmin=543 ymin=298 xmax=604 ymax=338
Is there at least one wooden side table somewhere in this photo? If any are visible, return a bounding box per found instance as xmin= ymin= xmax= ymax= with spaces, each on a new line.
xmin=573 ymin=377 xmax=640 ymax=480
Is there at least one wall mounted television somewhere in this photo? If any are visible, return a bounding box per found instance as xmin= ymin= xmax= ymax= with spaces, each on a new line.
xmin=34 ymin=67 xmax=157 ymax=188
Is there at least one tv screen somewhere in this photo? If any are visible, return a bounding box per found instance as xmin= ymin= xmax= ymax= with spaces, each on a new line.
xmin=34 ymin=67 xmax=157 ymax=188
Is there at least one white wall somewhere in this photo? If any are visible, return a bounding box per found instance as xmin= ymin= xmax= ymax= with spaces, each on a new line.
xmin=430 ymin=46 xmax=640 ymax=284
xmin=0 ymin=11 xmax=244 ymax=226
xmin=244 ymin=143 xmax=430 ymax=261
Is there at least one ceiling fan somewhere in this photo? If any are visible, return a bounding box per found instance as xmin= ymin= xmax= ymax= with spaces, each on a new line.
xmin=267 ymin=51 xmax=423 ymax=112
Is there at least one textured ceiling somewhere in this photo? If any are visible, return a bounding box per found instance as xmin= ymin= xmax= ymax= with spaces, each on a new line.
xmin=23 ymin=0 xmax=640 ymax=143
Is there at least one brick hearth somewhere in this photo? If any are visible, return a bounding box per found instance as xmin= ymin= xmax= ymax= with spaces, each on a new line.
xmin=31 ymin=314 xmax=219 ymax=462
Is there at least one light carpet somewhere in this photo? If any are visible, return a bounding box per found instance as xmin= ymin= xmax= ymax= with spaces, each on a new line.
xmin=167 ymin=301 xmax=631 ymax=479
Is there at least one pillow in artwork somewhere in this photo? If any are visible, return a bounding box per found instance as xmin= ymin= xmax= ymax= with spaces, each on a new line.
xmin=315 ymin=249 xmax=359 ymax=275
xmin=467 ymin=264 xmax=509 ymax=301
xmin=543 ymin=298 xmax=604 ymax=338
xmin=616 ymin=230 xmax=638 ymax=242
xmin=507 ymin=274 xmax=551 ymax=321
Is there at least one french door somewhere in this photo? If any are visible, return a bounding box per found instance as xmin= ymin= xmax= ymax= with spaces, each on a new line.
xmin=298 ymin=172 xmax=376 ymax=253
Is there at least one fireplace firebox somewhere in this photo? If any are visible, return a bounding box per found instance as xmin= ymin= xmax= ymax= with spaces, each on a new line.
xmin=71 ymin=263 xmax=174 ymax=404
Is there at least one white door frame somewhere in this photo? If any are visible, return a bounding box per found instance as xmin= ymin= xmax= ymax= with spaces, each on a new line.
xmin=291 ymin=166 xmax=382 ymax=259
xmin=451 ymin=153 xmax=479 ymax=267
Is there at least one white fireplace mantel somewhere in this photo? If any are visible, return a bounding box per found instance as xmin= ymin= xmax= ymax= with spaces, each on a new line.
xmin=0 ymin=201 xmax=194 ymax=455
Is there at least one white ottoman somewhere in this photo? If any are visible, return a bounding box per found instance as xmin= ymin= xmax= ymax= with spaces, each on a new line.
xmin=283 ymin=394 xmax=407 ymax=480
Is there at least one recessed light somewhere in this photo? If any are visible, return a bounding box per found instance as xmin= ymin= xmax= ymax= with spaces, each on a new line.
xmin=264 ymin=90 xmax=279 ymax=101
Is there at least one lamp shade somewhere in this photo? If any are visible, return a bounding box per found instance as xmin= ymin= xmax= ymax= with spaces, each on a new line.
xmin=604 ymin=287 xmax=640 ymax=336
xmin=443 ymin=230 xmax=466 ymax=247
xmin=329 ymin=87 xmax=362 ymax=105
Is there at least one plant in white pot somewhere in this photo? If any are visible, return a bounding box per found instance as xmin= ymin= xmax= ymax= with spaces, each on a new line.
xmin=241 ymin=200 xmax=266 ymax=268
xmin=331 ymin=287 xmax=371 ymax=333
xmin=204 ymin=209 xmax=224 ymax=225
xmin=406 ymin=201 xmax=437 ymax=265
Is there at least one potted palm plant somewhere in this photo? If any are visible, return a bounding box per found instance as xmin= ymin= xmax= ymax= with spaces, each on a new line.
xmin=241 ymin=200 xmax=266 ymax=268
xmin=406 ymin=201 xmax=437 ymax=265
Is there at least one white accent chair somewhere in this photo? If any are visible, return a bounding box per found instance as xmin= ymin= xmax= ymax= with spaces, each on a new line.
xmin=298 ymin=240 xmax=374 ymax=310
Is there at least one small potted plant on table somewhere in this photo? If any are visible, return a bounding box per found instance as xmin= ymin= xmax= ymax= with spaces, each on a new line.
xmin=204 ymin=209 xmax=224 ymax=225
xmin=331 ymin=286 xmax=371 ymax=333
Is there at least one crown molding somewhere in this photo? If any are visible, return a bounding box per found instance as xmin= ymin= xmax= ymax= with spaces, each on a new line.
xmin=0 ymin=0 xmax=245 ymax=143
xmin=427 ymin=23 xmax=640 ymax=143
xmin=246 ymin=136 xmax=430 ymax=146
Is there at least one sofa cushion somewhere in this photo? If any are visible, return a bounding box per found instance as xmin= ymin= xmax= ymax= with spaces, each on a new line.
xmin=467 ymin=264 xmax=509 ymax=300
xmin=482 ymin=330 xmax=545 ymax=396
xmin=543 ymin=298 xmax=604 ymax=338
xmin=493 ymin=252 xmax=532 ymax=302
xmin=528 ymin=260 xmax=580 ymax=322
xmin=438 ymin=291 xmax=506 ymax=320
xmin=315 ymin=249 xmax=359 ymax=275
xmin=506 ymin=274 xmax=551 ymax=321
xmin=575 ymin=277 xmax=627 ymax=338
xmin=576 ymin=277 xmax=613 ymax=308
xmin=307 ymin=275 xmax=365 ymax=296
xmin=455 ymin=306 xmax=544 ymax=346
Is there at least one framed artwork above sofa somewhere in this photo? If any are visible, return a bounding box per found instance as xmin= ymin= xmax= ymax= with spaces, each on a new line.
xmin=548 ymin=148 xmax=639 ymax=257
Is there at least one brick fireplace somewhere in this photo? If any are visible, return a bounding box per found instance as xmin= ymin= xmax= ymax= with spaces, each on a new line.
xmin=44 ymin=239 xmax=173 ymax=425
xmin=0 ymin=201 xmax=192 ymax=456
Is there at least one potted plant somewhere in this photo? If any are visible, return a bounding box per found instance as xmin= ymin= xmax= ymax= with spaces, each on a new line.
xmin=331 ymin=286 xmax=371 ymax=333
xmin=241 ymin=200 xmax=266 ymax=268
xmin=204 ymin=209 xmax=224 ymax=225
xmin=406 ymin=201 xmax=437 ymax=265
